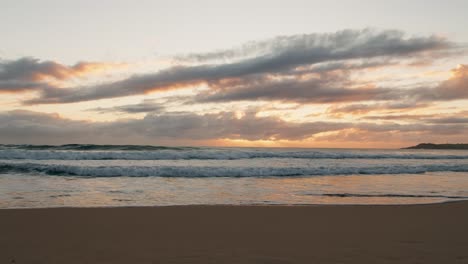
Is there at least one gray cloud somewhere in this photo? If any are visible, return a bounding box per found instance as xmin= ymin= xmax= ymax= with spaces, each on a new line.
xmin=0 ymin=57 xmax=106 ymax=93
xmin=427 ymin=117 xmax=468 ymax=124
xmin=327 ymin=102 xmax=431 ymax=116
xmin=113 ymin=111 xmax=349 ymax=141
xmin=412 ymin=64 xmax=468 ymax=101
xmin=89 ymin=100 xmax=166 ymax=114
xmin=197 ymin=63 xmax=468 ymax=104
xmin=364 ymin=113 xmax=468 ymax=124
xmin=314 ymin=123 xmax=468 ymax=144
xmin=1 ymin=110 xmax=466 ymax=145
xmin=0 ymin=80 xmax=48 ymax=93
xmin=287 ymin=59 xmax=396 ymax=75
xmin=0 ymin=110 xmax=349 ymax=144
xmin=363 ymin=114 xmax=432 ymax=121
xmin=20 ymin=29 xmax=453 ymax=104
xmin=196 ymin=73 xmax=401 ymax=103
xmin=1 ymin=57 xmax=84 ymax=81
xmin=177 ymin=29 xmax=450 ymax=63
xmin=0 ymin=110 xmax=99 ymax=144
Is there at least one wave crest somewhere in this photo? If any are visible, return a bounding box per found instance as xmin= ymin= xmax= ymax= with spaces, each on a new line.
xmin=1 ymin=162 xmax=468 ymax=177
xmin=1 ymin=149 xmax=468 ymax=160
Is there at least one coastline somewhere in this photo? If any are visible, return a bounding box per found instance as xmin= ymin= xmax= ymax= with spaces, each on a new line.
xmin=1 ymin=198 xmax=467 ymax=210
xmin=1 ymin=201 xmax=467 ymax=263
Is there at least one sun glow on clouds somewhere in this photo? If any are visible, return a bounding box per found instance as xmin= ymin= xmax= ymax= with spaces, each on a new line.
xmin=1 ymin=29 xmax=468 ymax=147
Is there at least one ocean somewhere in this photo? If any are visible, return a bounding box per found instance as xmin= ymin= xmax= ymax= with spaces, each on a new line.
xmin=1 ymin=144 xmax=468 ymax=208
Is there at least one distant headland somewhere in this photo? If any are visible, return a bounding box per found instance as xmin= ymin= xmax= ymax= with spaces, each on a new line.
xmin=404 ymin=143 xmax=468 ymax=150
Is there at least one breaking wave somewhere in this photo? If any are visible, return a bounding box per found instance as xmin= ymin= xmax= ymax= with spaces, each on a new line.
xmin=1 ymin=149 xmax=468 ymax=160
xmin=0 ymin=144 xmax=192 ymax=151
xmin=1 ymin=162 xmax=468 ymax=177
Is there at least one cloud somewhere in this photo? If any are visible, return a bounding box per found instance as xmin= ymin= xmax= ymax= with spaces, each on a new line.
xmin=136 ymin=111 xmax=348 ymax=141
xmin=0 ymin=110 xmax=98 ymax=143
xmin=20 ymin=29 xmax=453 ymax=104
xmin=1 ymin=110 xmax=467 ymax=145
xmin=197 ymin=63 xmax=468 ymax=104
xmin=88 ymin=99 xmax=166 ymax=114
xmin=427 ymin=117 xmax=468 ymax=124
xmin=177 ymin=29 xmax=450 ymax=63
xmin=413 ymin=64 xmax=468 ymax=101
xmin=0 ymin=110 xmax=349 ymax=144
xmin=195 ymin=72 xmax=399 ymax=103
xmin=363 ymin=112 xmax=468 ymax=124
xmin=0 ymin=57 xmax=112 ymax=93
xmin=314 ymin=121 xmax=468 ymax=145
xmin=327 ymin=102 xmax=431 ymax=116
xmin=363 ymin=114 xmax=432 ymax=121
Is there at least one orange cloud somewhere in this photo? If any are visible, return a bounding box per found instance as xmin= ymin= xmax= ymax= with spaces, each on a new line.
xmin=33 ymin=61 xmax=125 ymax=81
xmin=0 ymin=57 xmax=127 ymax=94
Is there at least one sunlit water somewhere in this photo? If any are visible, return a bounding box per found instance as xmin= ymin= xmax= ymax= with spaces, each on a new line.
xmin=1 ymin=145 xmax=468 ymax=208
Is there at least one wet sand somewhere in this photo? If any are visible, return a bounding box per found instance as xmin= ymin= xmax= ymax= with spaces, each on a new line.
xmin=1 ymin=201 xmax=468 ymax=264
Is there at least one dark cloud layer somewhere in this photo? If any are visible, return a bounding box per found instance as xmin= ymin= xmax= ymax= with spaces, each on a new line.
xmin=7 ymin=29 xmax=453 ymax=104
xmin=196 ymin=72 xmax=398 ymax=103
xmin=197 ymin=63 xmax=468 ymax=104
xmin=1 ymin=110 xmax=466 ymax=145
xmin=0 ymin=110 xmax=97 ymax=142
xmin=177 ymin=29 xmax=449 ymax=63
xmin=364 ymin=112 xmax=468 ymax=124
xmin=327 ymin=102 xmax=431 ymax=116
xmin=89 ymin=100 xmax=166 ymax=114
xmin=0 ymin=57 xmax=105 ymax=93
xmin=0 ymin=110 xmax=348 ymax=143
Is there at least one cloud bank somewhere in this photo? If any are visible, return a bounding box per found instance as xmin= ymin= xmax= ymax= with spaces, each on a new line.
xmin=1 ymin=29 xmax=467 ymax=147
xmin=0 ymin=57 xmax=110 ymax=93
xmin=1 ymin=110 xmax=466 ymax=145
xmin=2 ymin=29 xmax=459 ymax=105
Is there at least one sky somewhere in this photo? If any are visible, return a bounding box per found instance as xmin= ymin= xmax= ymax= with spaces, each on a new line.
xmin=1 ymin=0 xmax=468 ymax=148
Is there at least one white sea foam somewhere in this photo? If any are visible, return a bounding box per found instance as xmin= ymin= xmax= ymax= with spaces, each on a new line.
xmin=1 ymin=149 xmax=468 ymax=160
xmin=1 ymin=162 xmax=468 ymax=177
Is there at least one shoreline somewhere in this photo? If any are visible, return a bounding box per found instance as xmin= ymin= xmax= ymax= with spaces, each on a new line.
xmin=1 ymin=201 xmax=467 ymax=263
xmin=2 ymin=198 xmax=467 ymax=210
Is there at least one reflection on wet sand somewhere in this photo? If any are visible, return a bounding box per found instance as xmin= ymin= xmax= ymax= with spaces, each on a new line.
xmin=1 ymin=172 xmax=468 ymax=208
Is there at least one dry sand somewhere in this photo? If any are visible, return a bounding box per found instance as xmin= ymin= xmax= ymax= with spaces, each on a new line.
xmin=1 ymin=201 xmax=468 ymax=264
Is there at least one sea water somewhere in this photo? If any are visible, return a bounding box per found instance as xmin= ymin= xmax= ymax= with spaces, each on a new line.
xmin=1 ymin=144 xmax=468 ymax=208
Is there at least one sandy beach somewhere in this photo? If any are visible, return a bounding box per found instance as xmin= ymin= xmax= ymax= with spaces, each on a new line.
xmin=1 ymin=201 xmax=467 ymax=264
